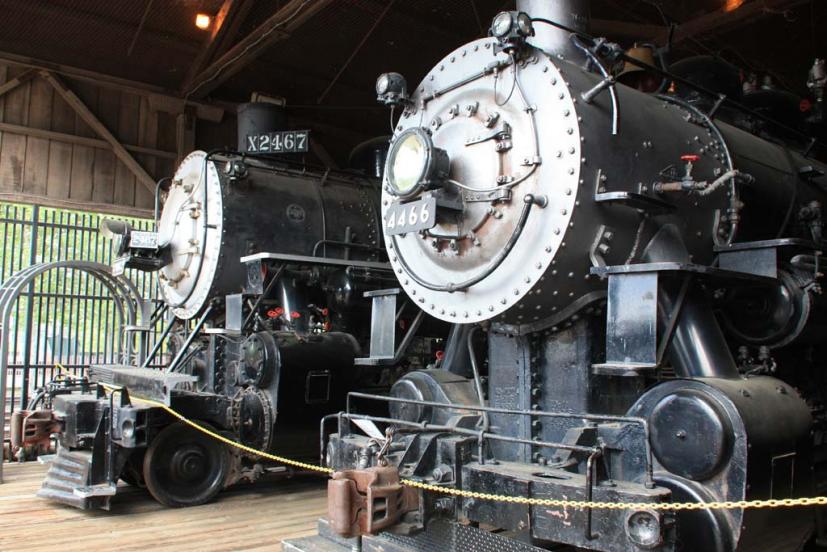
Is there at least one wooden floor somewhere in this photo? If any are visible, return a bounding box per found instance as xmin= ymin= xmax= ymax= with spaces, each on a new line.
xmin=0 ymin=461 xmax=328 ymax=551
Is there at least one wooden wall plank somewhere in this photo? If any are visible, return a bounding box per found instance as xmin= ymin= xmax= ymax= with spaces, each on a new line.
xmin=46 ymin=78 xmax=75 ymax=199
xmin=93 ymin=88 xmax=119 ymax=204
xmin=68 ymin=80 xmax=97 ymax=202
xmin=0 ymin=64 xmax=8 ymax=166
xmin=135 ymin=96 xmax=158 ymax=210
xmin=0 ymin=63 xmax=191 ymax=212
xmin=0 ymin=66 xmax=30 ymax=191
xmin=115 ymin=92 xmax=140 ymax=207
xmin=42 ymin=71 xmax=156 ymax=193
xmin=22 ymin=77 xmax=52 ymax=195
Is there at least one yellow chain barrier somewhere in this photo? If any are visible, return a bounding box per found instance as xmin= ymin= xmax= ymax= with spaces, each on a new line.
xmin=53 ymin=364 xmax=827 ymax=512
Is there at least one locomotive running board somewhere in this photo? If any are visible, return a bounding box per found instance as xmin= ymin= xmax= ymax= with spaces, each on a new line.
xmin=87 ymin=364 xmax=197 ymax=404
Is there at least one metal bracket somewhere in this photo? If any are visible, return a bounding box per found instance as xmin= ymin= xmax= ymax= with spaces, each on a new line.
xmin=465 ymin=121 xmax=512 ymax=146
xmin=595 ymin=191 xmax=675 ymax=214
xmin=355 ymin=289 xmax=425 ymax=367
xmin=463 ymin=188 xmax=512 ymax=203
xmin=592 ymin=271 xmax=659 ymax=376
xmin=715 ymin=238 xmax=821 ymax=279
xmin=589 ymin=225 xmax=614 ymax=268
xmin=590 ymin=262 xmax=776 ymax=376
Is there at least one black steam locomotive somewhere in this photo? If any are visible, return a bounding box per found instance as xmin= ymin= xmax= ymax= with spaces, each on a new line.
xmin=286 ymin=2 xmax=827 ymax=551
xmin=36 ymin=109 xmax=437 ymax=509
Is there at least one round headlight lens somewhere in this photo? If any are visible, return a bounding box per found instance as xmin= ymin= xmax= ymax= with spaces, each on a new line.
xmin=376 ymin=73 xmax=390 ymax=95
xmin=492 ymin=12 xmax=513 ymax=38
xmin=516 ymin=12 xmax=533 ymax=36
xmin=388 ymin=130 xmax=429 ymax=196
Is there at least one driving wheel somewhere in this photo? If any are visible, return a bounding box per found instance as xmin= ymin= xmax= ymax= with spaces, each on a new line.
xmin=143 ymin=421 xmax=230 ymax=507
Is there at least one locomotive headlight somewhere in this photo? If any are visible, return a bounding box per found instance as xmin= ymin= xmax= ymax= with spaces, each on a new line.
xmin=388 ymin=130 xmax=428 ymax=196
xmin=386 ymin=128 xmax=449 ymax=198
xmin=491 ymin=12 xmax=514 ymax=38
xmin=490 ymin=11 xmax=534 ymax=51
xmin=516 ymin=12 xmax=533 ymax=36
xmin=375 ymin=72 xmax=409 ymax=106
xmin=376 ymin=73 xmax=391 ymax=96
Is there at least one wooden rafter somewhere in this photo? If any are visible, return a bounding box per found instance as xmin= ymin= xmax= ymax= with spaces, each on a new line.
xmin=0 ymin=69 xmax=36 ymax=99
xmin=185 ymin=0 xmax=335 ymax=99
xmin=40 ymin=71 xmax=156 ymax=193
xmin=181 ymin=0 xmax=246 ymax=94
xmin=211 ymin=0 xmax=257 ymax=59
xmin=0 ymin=51 xmax=224 ymax=122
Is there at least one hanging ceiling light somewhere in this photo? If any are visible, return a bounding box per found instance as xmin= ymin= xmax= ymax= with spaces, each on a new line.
xmin=724 ymin=0 xmax=745 ymax=12
xmin=195 ymin=13 xmax=212 ymax=30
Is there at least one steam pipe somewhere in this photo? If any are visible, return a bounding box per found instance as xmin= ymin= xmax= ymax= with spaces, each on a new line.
xmin=641 ymin=225 xmax=739 ymax=378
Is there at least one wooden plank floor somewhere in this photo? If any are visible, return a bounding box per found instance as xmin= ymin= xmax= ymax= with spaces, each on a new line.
xmin=0 ymin=461 xmax=328 ymax=551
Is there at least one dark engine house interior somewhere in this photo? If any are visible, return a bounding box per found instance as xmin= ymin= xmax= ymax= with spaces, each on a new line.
xmin=1 ymin=1 xmax=827 ymax=552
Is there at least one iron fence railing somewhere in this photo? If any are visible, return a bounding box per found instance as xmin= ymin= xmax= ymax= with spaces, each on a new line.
xmin=0 ymin=201 xmax=160 ymax=417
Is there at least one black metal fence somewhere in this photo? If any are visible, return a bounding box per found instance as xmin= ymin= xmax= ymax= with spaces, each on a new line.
xmin=0 ymin=201 xmax=158 ymax=415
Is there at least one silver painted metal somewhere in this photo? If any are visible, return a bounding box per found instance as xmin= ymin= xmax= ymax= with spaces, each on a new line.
xmin=384 ymin=38 xmax=580 ymax=324
xmin=363 ymin=289 xmax=400 ymax=360
xmin=516 ymin=0 xmax=590 ymax=60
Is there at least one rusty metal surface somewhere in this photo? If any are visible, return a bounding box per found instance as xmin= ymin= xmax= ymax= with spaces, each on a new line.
xmin=9 ymin=408 xmax=59 ymax=458
xmin=328 ymin=466 xmax=419 ymax=538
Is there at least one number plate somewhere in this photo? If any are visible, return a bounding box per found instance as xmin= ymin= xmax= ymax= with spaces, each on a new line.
xmin=385 ymin=197 xmax=437 ymax=236
xmin=246 ymin=130 xmax=310 ymax=153
xmin=112 ymin=256 xmax=127 ymax=276
xmin=129 ymin=231 xmax=158 ymax=249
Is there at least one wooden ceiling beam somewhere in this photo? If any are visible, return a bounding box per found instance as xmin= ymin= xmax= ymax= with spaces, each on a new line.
xmin=181 ymin=0 xmax=248 ymax=95
xmin=210 ymin=0 xmax=257 ymax=60
xmin=185 ymin=0 xmax=335 ymax=100
xmin=40 ymin=70 xmax=157 ymax=193
xmin=653 ymin=0 xmax=812 ymax=45
xmin=0 ymin=51 xmax=224 ymax=122
xmin=0 ymin=69 xmax=36 ymax=99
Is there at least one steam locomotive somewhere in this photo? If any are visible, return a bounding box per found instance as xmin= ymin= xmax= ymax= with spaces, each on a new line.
xmin=35 ymin=105 xmax=437 ymax=509
xmin=286 ymin=2 xmax=827 ymax=551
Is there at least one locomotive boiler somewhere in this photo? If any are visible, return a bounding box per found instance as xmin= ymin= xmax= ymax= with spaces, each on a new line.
xmin=287 ymin=2 xmax=827 ymax=551
xmin=35 ymin=106 xmax=435 ymax=509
